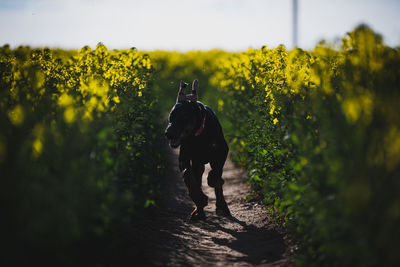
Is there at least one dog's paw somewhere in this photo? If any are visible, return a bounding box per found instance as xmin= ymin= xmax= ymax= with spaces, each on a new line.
xmin=216 ymin=205 xmax=231 ymax=217
xmin=189 ymin=207 xmax=206 ymax=221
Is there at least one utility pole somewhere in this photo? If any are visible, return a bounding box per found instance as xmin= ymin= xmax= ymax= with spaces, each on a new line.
xmin=292 ymin=0 xmax=298 ymax=48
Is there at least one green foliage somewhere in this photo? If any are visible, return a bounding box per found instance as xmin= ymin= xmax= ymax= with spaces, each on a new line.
xmin=0 ymin=44 xmax=165 ymax=265
xmin=147 ymin=50 xmax=233 ymax=131
xmin=144 ymin=27 xmax=400 ymax=265
xmin=2 ymin=24 xmax=399 ymax=266
xmin=214 ymin=25 xmax=400 ymax=266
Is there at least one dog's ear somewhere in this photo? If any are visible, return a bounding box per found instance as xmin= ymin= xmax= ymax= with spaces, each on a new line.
xmin=185 ymin=79 xmax=198 ymax=102
xmin=177 ymin=80 xmax=188 ymax=102
xmin=192 ymin=79 xmax=198 ymax=96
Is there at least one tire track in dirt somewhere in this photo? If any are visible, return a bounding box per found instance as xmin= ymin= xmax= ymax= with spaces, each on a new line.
xmin=142 ymin=148 xmax=295 ymax=266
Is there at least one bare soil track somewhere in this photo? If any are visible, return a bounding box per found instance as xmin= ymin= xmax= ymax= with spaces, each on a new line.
xmin=140 ymin=148 xmax=295 ymax=266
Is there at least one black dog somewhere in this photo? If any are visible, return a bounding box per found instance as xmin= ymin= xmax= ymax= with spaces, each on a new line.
xmin=165 ymin=80 xmax=230 ymax=220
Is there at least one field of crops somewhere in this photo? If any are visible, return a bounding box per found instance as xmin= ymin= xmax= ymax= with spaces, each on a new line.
xmin=2 ymin=25 xmax=399 ymax=266
xmin=0 ymin=44 xmax=165 ymax=265
xmin=151 ymin=25 xmax=400 ymax=266
xmin=211 ymin=25 xmax=400 ymax=266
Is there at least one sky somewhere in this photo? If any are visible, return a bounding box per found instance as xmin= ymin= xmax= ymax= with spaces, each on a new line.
xmin=1 ymin=0 xmax=399 ymax=51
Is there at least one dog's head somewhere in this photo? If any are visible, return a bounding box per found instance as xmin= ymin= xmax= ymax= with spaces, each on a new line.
xmin=165 ymin=80 xmax=202 ymax=148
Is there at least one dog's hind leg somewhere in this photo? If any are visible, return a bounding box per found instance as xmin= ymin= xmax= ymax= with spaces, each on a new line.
xmin=183 ymin=163 xmax=208 ymax=220
xmin=208 ymin=164 xmax=231 ymax=217
xmin=208 ymin=142 xmax=231 ymax=216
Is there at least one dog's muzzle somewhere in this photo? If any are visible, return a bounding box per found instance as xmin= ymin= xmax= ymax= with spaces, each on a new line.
xmin=165 ymin=127 xmax=182 ymax=148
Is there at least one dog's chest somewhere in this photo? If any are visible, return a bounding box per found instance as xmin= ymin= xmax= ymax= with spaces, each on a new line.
xmin=182 ymin=138 xmax=220 ymax=162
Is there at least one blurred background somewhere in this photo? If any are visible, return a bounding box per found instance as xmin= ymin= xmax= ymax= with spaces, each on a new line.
xmin=1 ymin=0 xmax=399 ymax=51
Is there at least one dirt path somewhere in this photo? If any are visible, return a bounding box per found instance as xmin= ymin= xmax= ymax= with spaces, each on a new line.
xmin=142 ymin=149 xmax=295 ymax=266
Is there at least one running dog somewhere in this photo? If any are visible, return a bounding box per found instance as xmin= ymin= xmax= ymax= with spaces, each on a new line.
xmin=165 ymin=80 xmax=230 ymax=220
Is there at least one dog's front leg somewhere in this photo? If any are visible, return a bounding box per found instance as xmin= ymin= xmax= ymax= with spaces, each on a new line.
xmin=180 ymin=159 xmax=208 ymax=220
xmin=178 ymin=145 xmax=191 ymax=172
xmin=183 ymin=168 xmax=207 ymax=220
xmin=179 ymin=158 xmax=190 ymax=172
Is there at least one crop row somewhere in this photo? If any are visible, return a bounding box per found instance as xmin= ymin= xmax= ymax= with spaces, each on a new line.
xmin=0 ymin=44 xmax=165 ymax=265
xmin=213 ymin=25 xmax=400 ymax=266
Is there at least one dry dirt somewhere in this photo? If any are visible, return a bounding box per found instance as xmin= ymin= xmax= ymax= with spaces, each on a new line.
xmin=140 ymin=149 xmax=296 ymax=266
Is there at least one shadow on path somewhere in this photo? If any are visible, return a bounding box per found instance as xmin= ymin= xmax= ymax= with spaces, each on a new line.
xmin=141 ymin=147 xmax=294 ymax=266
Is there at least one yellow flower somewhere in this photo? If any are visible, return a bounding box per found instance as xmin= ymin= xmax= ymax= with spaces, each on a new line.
xmin=32 ymin=139 xmax=43 ymax=158
xmin=64 ymin=107 xmax=76 ymax=123
xmin=32 ymin=123 xmax=45 ymax=158
xmin=273 ymin=118 xmax=279 ymax=125
xmin=58 ymin=93 xmax=74 ymax=107
xmin=8 ymin=105 xmax=24 ymax=126
xmin=218 ymin=99 xmax=224 ymax=111
xmin=112 ymin=96 xmax=120 ymax=103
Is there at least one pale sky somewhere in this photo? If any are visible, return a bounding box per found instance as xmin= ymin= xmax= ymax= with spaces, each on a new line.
xmin=1 ymin=0 xmax=399 ymax=51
